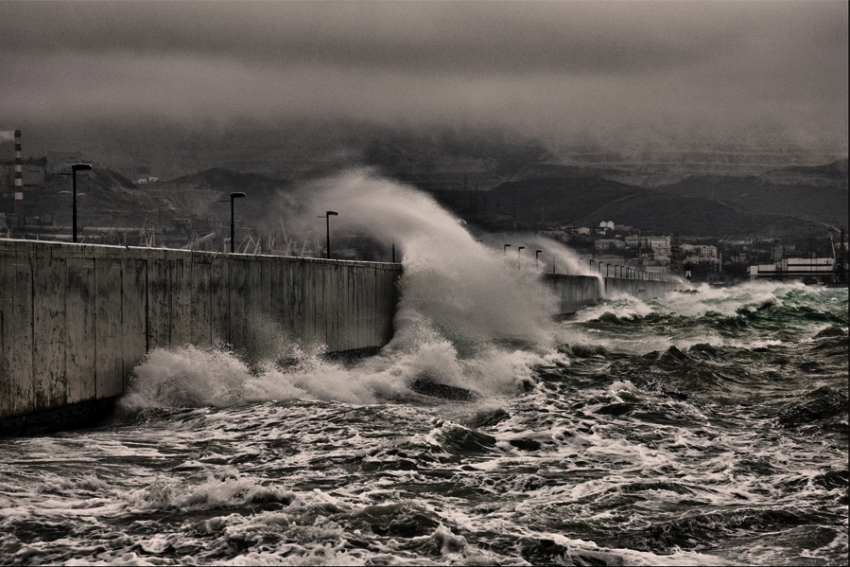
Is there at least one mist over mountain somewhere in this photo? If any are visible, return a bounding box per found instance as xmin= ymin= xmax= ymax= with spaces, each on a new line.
xmin=3 ymin=116 xmax=846 ymax=242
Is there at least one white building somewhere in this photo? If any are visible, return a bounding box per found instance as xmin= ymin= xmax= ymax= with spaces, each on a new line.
xmin=696 ymin=245 xmax=718 ymax=259
xmin=594 ymin=238 xmax=626 ymax=251
xmin=750 ymin=257 xmax=834 ymax=280
xmin=626 ymin=235 xmax=671 ymax=250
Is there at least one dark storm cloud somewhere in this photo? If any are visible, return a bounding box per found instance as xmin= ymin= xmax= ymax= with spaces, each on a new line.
xmin=0 ymin=1 xmax=846 ymax=150
xmin=0 ymin=1 xmax=746 ymax=74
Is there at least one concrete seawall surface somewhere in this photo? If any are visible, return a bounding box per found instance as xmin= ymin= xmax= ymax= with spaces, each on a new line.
xmin=2 ymin=238 xmax=681 ymax=430
xmin=544 ymin=273 xmax=682 ymax=314
xmin=0 ymin=240 xmax=401 ymax=425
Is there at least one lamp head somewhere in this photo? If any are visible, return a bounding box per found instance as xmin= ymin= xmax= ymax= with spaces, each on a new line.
xmin=71 ymin=163 xmax=92 ymax=172
xmin=326 ymin=211 xmax=339 ymax=216
xmin=231 ymin=192 xmax=246 ymax=199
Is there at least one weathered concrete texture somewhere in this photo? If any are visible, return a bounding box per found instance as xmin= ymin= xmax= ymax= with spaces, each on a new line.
xmin=604 ymin=278 xmax=682 ymax=300
xmin=1 ymin=240 xmax=401 ymax=423
xmin=544 ymin=274 xmax=682 ymax=315
xmin=544 ymin=274 xmax=602 ymax=315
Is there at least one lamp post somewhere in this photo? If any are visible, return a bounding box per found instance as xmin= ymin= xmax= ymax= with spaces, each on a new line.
xmin=606 ymin=263 xmax=610 ymax=277
xmin=70 ymin=164 xmax=92 ymax=243
xmin=535 ymin=249 xmax=542 ymax=269
xmin=503 ymin=244 xmax=511 ymax=268
xmin=589 ymin=259 xmax=594 ymax=273
xmin=229 ymin=192 xmax=246 ymax=253
xmin=517 ymin=246 xmax=525 ymax=270
xmin=319 ymin=211 xmax=339 ymax=259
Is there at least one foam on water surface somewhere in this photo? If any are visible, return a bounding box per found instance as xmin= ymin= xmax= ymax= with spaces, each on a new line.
xmin=2 ymin=172 xmax=847 ymax=565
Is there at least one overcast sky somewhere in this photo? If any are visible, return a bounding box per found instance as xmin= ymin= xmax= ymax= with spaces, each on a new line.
xmin=0 ymin=0 xmax=847 ymax=152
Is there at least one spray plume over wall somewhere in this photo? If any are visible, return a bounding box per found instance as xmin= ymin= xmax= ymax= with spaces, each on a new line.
xmin=296 ymin=169 xmax=559 ymax=347
xmin=124 ymin=170 xmax=570 ymax=409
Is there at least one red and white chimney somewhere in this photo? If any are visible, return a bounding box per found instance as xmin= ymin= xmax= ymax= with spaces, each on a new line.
xmin=14 ymin=129 xmax=23 ymax=216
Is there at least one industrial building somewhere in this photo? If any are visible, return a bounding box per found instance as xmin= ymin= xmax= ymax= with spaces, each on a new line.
xmin=749 ymin=257 xmax=836 ymax=283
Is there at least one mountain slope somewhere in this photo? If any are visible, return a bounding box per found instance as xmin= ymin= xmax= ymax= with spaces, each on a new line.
xmin=485 ymin=177 xmax=829 ymax=238
xmin=653 ymin=162 xmax=848 ymax=226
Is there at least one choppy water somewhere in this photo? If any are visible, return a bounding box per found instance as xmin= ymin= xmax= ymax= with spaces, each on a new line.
xmin=1 ymin=282 xmax=846 ymax=566
xmin=1 ymin=174 xmax=848 ymax=565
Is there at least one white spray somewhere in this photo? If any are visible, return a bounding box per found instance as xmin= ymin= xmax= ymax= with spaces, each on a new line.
xmin=123 ymin=169 xmax=570 ymax=409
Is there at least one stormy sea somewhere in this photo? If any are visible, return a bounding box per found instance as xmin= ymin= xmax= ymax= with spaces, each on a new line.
xmin=1 ymin=175 xmax=848 ymax=566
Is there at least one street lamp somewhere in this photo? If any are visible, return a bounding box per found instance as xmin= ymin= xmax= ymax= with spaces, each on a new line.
xmin=606 ymin=263 xmax=610 ymax=277
xmin=535 ymin=249 xmax=542 ymax=269
xmin=517 ymin=246 xmax=525 ymax=270
xmin=68 ymin=164 xmax=92 ymax=243
xmin=503 ymin=244 xmax=511 ymax=268
xmin=230 ymin=192 xmax=246 ymax=253
xmin=319 ymin=211 xmax=339 ymax=259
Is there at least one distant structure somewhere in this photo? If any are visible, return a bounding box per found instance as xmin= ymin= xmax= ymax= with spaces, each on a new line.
xmin=749 ymin=227 xmax=847 ymax=284
xmin=749 ymin=257 xmax=835 ymax=283
xmin=14 ymin=129 xmax=22 ymax=215
xmin=47 ymin=150 xmax=83 ymax=174
xmin=132 ymin=160 xmax=159 ymax=184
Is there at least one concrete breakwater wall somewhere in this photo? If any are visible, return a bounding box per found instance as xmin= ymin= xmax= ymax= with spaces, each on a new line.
xmin=0 ymin=239 xmax=401 ymax=424
xmin=544 ymin=273 xmax=682 ymax=315
xmin=604 ymin=277 xmax=682 ymax=299
xmin=545 ymin=274 xmax=601 ymax=315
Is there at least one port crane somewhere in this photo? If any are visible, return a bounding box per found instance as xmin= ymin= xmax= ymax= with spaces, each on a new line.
xmin=827 ymin=225 xmax=847 ymax=284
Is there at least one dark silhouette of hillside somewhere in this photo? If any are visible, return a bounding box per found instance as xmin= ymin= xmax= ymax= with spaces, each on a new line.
xmin=653 ymin=166 xmax=847 ymax=227
xmin=480 ymin=175 xmax=833 ymax=238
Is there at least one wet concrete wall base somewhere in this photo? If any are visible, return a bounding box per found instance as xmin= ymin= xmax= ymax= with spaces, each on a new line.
xmin=543 ymin=273 xmax=682 ymax=315
xmin=1 ymin=240 xmax=402 ymax=425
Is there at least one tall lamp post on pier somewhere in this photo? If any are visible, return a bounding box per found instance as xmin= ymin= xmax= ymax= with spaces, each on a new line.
xmin=318 ymin=211 xmax=339 ymax=259
xmin=67 ymin=164 xmax=92 ymax=243
xmin=503 ymin=244 xmax=511 ymax=268
xmin=535 ymin=249 xmax=542 ymax=269
xmin=517 ymin=246 xmax=525 ymax=270
xmin=230 ymin=192 xmax=246 ymax=253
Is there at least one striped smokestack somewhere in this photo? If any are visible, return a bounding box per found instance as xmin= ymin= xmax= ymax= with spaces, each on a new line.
xmin=14 ymin=129 xmax=23 ymax=216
